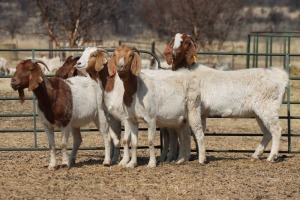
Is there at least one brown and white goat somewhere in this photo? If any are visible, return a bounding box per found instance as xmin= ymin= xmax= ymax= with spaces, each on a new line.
xmin=105 ymin=45 xmax=205 ymax=167
xmin=11 ymin=59 xmax=111 ymax=170
xmin=164 ymin=33 xmax=288 ymax=162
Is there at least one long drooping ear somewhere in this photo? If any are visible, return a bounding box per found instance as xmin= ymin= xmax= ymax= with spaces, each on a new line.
xmin=107 ymin=56 xmax=116 ymax=77
xmin=95 ymin=52 xmax=105 ymax=72
xmin=185 ymin=39 xmax=198 ymax=65
xmin=164 ymin=37 xmax=175 ymax=65
xmin=28 ymin=64 xmax=43 ymax=91
xmin=131 ymin=52 xmax=142 ymax=76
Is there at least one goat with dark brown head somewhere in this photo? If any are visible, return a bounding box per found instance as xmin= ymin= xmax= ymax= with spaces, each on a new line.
xmin=11 ymin=59 xmax=111 ymax=170
xmin=55 ymin=55 xmax=83 ymax=79
xmin=164 ymin=33 xmax=289 ymax=163
xmin=164 ymin=33 xmax=198 ymax=70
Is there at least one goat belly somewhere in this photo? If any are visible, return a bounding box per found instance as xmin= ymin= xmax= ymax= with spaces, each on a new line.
xmin=67 ymin=76 xmax=102 ymax=127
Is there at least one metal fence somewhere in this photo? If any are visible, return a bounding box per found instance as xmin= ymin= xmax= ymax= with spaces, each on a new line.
xmin=0 ymin=47 xmax=299 ymax=154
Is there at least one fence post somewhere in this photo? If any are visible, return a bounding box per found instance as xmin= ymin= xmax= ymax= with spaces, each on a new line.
xmin=285 ymin=54 xmax=291 ymax=152
xmin=31 ymin=50 xmax=38 ymax=148
xmin=246 ymin=34 xmax=251 ymax=68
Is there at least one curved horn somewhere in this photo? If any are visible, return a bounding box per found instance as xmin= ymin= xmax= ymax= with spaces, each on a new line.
xmin=97 ymin=47 xmax=110 ymax=56
xmin=132 ymin=47 xmax=140 ymax=55
xmin=31 ymin=59 xmax=50 ymax=71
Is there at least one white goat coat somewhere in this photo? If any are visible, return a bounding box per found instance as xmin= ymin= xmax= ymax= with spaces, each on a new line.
xmin=122 ymin=69 xmax=203 ymax=167
xmin=192 ymin=64 xmax=288 ymax=118
xmin=130 ymin=69 xmax=194 ymax=126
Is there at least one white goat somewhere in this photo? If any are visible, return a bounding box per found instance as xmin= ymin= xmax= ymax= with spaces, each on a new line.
xmin=108 ymin=45 xmax=204 ymax=168
xmin=11 ymin=59 xmax=111 ymax=170
xmin=164 ymin=33 xmax=289 ymax=162
xmin=77 ymin=46 xmax=203 ymax=168
xmin=0 ymin=57 xmax=9 ymax=75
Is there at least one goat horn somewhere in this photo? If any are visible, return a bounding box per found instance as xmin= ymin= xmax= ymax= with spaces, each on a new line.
xmin=132 ymin=47 xmax=140 ymax=55
xmin=97 ymin=47 xmax=110 ymax=56
xmin=31 ymin=59 xmax=50 ymax=71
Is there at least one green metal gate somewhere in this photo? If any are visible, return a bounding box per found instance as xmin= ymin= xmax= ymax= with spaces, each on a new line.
xmin=0 ymin=42 xmax=299 ymax=154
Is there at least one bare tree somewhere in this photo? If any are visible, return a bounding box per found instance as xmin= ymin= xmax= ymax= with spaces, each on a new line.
xmin=0 ymin=0 xmax=33 ymax=39
xmin=139 ymin=0 xmax=244 ymax=51
xmin=35 ymin=0 xmax=126 ymax=47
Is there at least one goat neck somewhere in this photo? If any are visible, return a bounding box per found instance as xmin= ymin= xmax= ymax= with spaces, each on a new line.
xmin=117 ymin=70 xmax=137 ymax=107
xmin=98 ymin=63 xmax=116 ymax=93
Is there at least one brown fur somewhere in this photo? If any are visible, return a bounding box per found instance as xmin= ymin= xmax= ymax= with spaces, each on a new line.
xmin=85 ymin=50 xmax=116 ymax=93
xmin=108 ymin=46 xmax=142 ymax=107
xmin=164 ymin=33 xmax=198 ymax=70
xmin=11 ymin=59 xmax=73 ymax=127
xmin=55 ymin=56 xmax=82 ymax=79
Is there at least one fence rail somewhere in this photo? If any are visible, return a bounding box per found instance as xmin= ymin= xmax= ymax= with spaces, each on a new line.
xmin=0 ymin=48 xmax=299 ymax=154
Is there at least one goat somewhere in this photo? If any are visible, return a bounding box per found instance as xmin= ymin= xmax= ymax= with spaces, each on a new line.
xmin=105 ymin=45 xmax=205 ymax=168
xmin=164 ymin=33 xmax=289 ymax=162
xmin=77 ymin=47 xmax=189 ymax=165
xmin=77 ymin=47 xmax=123 ymax=165
xmin=0 ymin=57 xmax=9 ymax=75
xmin=56 ymin=51 xmax=121 ymax=164
xmin=77 ymin=46 xmax=202 ymax=168
xmin=11 ymin=59 xmax=111 ymax=170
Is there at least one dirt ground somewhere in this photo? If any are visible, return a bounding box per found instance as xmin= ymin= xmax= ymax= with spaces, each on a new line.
xmin=1 ymin=72 xmax=300 ymax=200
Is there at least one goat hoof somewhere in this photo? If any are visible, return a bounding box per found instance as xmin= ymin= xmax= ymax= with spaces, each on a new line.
xmin=126 ymin=162 xmax=137 ymax=168
xmin=118 ymin=159 xmax=129 ymax=166
xmin=175 ymin=159 xmax=185 ymax=165
xmin=103 ymin=161 xmax=111 ymax=167
xmin=267 ymin=155 xmax=279 ymax=162
xmin=48 ymin=164 xmax=58 ymax=171
xmin=61 ymin=163 xmax=71 ymax=169
xmin=199 ymin=157 xmax=207 ymax=164
xmin=251 ymin=157 xmax=260 ymax=162
xmin=147 ymin=162 xmax=157 ymax=168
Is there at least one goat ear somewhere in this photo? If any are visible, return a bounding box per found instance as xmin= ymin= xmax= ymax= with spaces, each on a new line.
xmin=28 ymin=67 xmax=43 ymax=91
xmin=131 ymin=52 xmax=142 ymax=76
xmin=185 ymin=42 xmax=198 ymax=65
xmin=95 ymin=52 xmax=105 ymax=72
xmin=107 ymin=56 xmax=116 ymax=77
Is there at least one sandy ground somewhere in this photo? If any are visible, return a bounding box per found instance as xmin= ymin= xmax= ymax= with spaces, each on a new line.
xmin=1 ymin=70 xmax=300 ymax=199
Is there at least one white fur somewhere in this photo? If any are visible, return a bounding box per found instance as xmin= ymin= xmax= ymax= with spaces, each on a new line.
xmin=0 ymin=57 xmax=8 ymax=75
xmin=77 ymin=47 xmax=204 ymax=168
xmin=173 ymin=33 xmax=183 ymax=53
xmin=117 ymin=66 xmax=205 ymax=168
xmin=191 ymin=64 xmax=288 ymax=161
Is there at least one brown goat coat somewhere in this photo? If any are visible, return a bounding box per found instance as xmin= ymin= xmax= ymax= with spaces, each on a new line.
xmin=55 ymin=56 xmax=82 ymax=79
xmin=35 ymin=78 xmax=73 ymax=127
xmin=12 ymin=61 xmax=73 ymax=127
